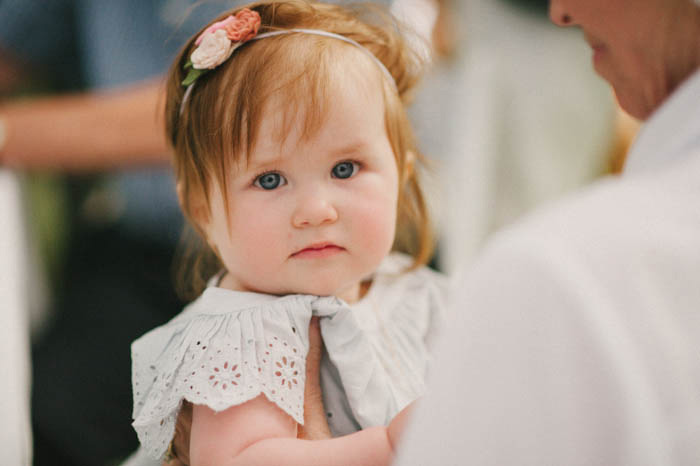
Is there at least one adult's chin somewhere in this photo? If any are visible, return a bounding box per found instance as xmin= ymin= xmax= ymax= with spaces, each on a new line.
xmin=612 ymin=85 xmax=657 ymax=121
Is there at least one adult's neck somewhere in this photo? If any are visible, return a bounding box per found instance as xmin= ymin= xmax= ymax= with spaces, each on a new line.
xmin=661 ymin=1 xmax=700 ymax=113
xmin=624 ymin=67 xmax=700 ymax=174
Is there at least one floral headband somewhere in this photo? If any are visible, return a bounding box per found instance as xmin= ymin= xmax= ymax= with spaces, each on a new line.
xmin=180 ymin=8 xmax=398 ymax=114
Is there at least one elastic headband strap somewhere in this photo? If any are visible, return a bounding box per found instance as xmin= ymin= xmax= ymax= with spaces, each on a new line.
xmin=253 ymin=29 xmax=398 ymax=91
xmin=180 ymin=28 xmax=397 ymax=115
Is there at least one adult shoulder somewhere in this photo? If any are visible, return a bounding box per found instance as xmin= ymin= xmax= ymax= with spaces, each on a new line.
xmin=398 ymin=167 xmax=700 ymax=465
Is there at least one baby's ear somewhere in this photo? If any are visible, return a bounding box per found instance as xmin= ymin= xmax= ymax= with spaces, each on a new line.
xmin=403 ymin=150 xmax=416 ymax=182
xmin=176 ymin=181 xmax=210 ymax=228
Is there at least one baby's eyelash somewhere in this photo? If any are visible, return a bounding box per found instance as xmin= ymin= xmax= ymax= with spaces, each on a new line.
xmin=252 ymin=169 xmax=287 ymax=190
xmin=251 ymin=169 xmax=277 ymax=184
xmin=343 ymin=159 xmax=363 ymax=168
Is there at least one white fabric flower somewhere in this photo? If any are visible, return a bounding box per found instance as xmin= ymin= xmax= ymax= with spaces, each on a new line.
xmin=191 ymin=29 xmax=235 ymax=70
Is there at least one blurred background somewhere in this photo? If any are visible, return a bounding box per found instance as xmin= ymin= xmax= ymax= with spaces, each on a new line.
xmin=0 ymin=0 xmax=636 ymax=464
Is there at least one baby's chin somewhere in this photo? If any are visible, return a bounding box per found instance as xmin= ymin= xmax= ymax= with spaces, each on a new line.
xmin=223 ymin=272 xmax=367 ymax=303
xmin=298 ymin=285 xmax=362 ymax=303
xmin=267 ymin=280 xmax=364 ymax=303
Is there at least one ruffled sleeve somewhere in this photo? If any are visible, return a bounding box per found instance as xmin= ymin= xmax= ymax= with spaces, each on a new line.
xmin=131 ymin=290 xmax=316 ymax=459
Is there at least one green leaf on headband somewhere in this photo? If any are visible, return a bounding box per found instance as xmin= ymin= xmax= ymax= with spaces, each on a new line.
xmin=184 ymin=59 xmax=193 ymax=70
xmin=182 ymin=68 xmax=205 ymax=87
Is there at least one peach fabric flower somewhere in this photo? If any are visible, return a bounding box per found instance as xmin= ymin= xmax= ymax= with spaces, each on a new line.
xmin=225 ymin=9 xmax=261 ymax=42
xmin=194 ymin=9 xmax=261 ymax=46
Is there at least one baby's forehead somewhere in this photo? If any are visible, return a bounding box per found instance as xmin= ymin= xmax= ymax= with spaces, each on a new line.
xmin=263 ymin=42 xmax=386 ymax=111
xmin=243 ymin=56 xmax=387 ymax=151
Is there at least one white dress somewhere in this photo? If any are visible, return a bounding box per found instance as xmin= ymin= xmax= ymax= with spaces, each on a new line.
xmin=131 ymin=253 xmax=447 ymax=459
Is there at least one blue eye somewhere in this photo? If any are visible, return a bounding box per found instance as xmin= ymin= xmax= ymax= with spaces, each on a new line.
xmin=254 ymin=172 xmax=285 ymax=190
xmin=332 ymin=161 xmax=358 ymax=179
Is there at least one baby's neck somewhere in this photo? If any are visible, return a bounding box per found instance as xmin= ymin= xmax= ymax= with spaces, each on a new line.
xmin=216 ymin=273 xmax=373 ymax=303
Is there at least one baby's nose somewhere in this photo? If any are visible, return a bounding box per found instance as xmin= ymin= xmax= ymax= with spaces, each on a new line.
xmin=291 ymin=190 xmax=338 ymax=227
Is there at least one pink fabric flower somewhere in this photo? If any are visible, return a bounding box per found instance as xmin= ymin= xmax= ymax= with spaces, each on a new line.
xmin=195 ymin=9 xmax=261 ymax=46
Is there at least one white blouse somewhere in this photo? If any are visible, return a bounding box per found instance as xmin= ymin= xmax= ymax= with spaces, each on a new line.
xmin=396 ymin=70 xmax=700 ymax=465
xmin=131 ymin=253 xmax=447 ymax=459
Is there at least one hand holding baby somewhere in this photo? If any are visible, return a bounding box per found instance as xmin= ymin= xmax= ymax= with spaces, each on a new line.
xmin=297 ymin=317 xmax=332 ymax=440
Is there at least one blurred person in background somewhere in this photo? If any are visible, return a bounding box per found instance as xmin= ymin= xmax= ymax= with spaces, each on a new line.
xmin=0 ymin=1 xmax=253 ymax=464
xmin=0 ymin=166 xmax=37 ymax=464
xmin=395 ymin=0 xmax=700 ymax=463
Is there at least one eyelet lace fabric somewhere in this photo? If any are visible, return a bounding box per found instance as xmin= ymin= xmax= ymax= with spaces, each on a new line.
xmin=131 ymin=293 xmax=320 ymax=458
xmin=131 ymin=253 xmax=448 ymax=459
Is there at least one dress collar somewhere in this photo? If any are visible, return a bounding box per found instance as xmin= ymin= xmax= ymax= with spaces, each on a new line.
xmin=199 ymin=253 xmax=411 ymax=312
xmin=624 ymin=68 xmax=700 ymax=175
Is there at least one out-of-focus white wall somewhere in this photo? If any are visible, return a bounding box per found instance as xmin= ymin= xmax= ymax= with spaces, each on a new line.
xmin=408 ymin=0 xmax=616 ymax=272
xmin=0 ymin=171 xmax=34 ymax=465
xmin=391 ymin=0 xmax=439 ymax=61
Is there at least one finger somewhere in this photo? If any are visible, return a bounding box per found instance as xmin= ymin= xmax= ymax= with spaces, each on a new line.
xmin=308 ymin=316 xmax=322 ymax=352
xmin=306 ymin=316 xmax=323 ymax=376
xmin=300 ymin=316 xmax=331 ymax=440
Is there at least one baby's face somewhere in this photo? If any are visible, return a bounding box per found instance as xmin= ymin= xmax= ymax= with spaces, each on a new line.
xmin=203 ymin=71 xmax=398 ymax=303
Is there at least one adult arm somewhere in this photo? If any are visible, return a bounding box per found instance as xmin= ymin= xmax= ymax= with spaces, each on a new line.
xmin=0 ymin=78 xmax=170 ymax=171
xmin=0 ymin=1 xmax=171 ymax=170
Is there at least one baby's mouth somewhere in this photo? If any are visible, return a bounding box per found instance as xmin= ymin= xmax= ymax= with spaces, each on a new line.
xmin=291 ymin=242 xmax=344 ymax=258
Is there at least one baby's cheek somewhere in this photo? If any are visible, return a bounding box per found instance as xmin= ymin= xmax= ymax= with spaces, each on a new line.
xmin=232 ymin=218 xmax=286 ymax=273
xmin=353 ymin=203 xmax=396 ymax=257
xmin=240 ymin=229 xmax=285 ymax=266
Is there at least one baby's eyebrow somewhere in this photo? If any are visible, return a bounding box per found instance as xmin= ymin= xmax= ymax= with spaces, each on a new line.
xmin=243 ymin=140 xmax=370 ymax=172
xmin=331 ymin=141 xmax=368 ymax=156
xmin=243 ymin=153 xmax=284 ymax=173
